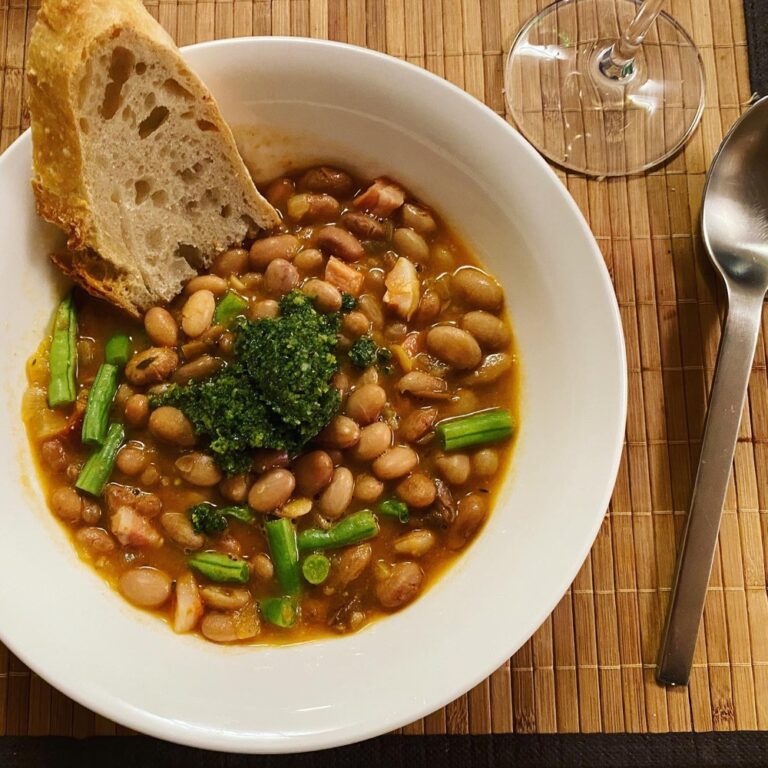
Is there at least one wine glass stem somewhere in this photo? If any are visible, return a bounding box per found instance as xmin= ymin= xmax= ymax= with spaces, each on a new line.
xmin=600 ymin=0 xmax=665 ymax=80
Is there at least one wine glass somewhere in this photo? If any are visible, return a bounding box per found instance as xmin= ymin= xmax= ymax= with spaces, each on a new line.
xmin=504 ymin=0 xmax=705 ymax=177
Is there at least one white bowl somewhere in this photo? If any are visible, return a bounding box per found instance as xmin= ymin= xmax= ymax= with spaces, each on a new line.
xmin=0 ymin=38 xmax=626 ymax=752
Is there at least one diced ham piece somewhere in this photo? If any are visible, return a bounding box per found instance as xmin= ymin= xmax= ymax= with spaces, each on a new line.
xmin=384 ymin=257 xmax=420 ymax=320
xmin=173 ymin=572 xmax=204 ymax=633
xmin=111 ymin=506 xmax=163 ymax=548
xmin=353 ymin=178 xmax=406 ymax=217
xmin=325 ymin=256 xmax=364 ymax=296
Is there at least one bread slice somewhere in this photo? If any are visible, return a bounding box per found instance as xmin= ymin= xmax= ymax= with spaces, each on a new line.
xmin=27 ymin=0 xmax=280 ymax=316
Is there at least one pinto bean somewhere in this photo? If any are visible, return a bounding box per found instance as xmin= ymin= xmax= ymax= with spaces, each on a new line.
xmin=426 ymin=326 xmax=482 ymax=370
xmin=414 ymin=289 xmax=441 ymax=325
xmin=358 ymin=294 xmax=384 ymax=328
xmin=452 ymin=267 xmax=504 ymax=311
xmin=148 ymin=406 xmax=196 ymax=447
xmin=372 ymin=446 xmax=418 ymax=480
xmin=341 ymin=211 xmax=387 ymax=240
xmin=200 ymin=585 xmax=251 ymax=610
xmin=353 ymin=474 xmax=384 ymax=502
xmin=473 ymin=448 xmax=499 ymax=477
xmin=125 ymin=347 xmax=179 ymax=386
xmin=462 ymin=352 xmax=514 ymax=385
xmin=75 ymin=526 xmax=115 ymax=554
xmin=172 ymin=354 xmax=224 ymax=384
xmin=119 ymin=567 xmax=172 ymax=608
xmin=331 ymin=371 xmax=350 ymax=399
xmin=264 ymin=258 xmax=300 ymax=296
xmin=400 ymin=203 xmax=437 ymax=236
xmin=315 ymin=226 xmax=364 ymax=262
xmin=397 ymin=371 xmax=449 ymax=399
xmin=287 ymin=193 xmax=341 ymax=223
xmin=123 ymin=394 xmax=149 ymax=428
xmin=293 ymin=248 xmax=325 ymax=274
xmin=302 ymin=279 xmax=342 ymax=313
xmin=250 ymin=553 xmax=275 ymax=581
xmin=447 ymin=493 xmax=489 ymax=549
xmin=436 ymin=453 xmax=471 ymax=485
xmin=185 ymin=275 xmax=228 ymax=296
xmin=318 ymin=415 xmax=361 ymax=450
xmin=251 ymin=449 xmax=290 ymax=474
xmin=393 ymin=529 xmax=435 ymax=557
xmin=346 ymin=384 xmax=387 ymax=425
xmin=248 ymin=469 xmax=296 ymax=513
xmin=265 ymin=177 xmax=295 ymax=208
xmin=249 ymin=299 xmax=279 ymax=319
xmin=352 ymin=422 xmax=392 ymax=461
xmin=51 ymin=486 xmax=82 ymax=523
xmin=41 ymin=439 xmax=69 ymax=472
xmin=219 ymin=474 xmax=250 ymax=503
xmin=318 ymin=467 xmax=354 ymax=519
xmin=116 ymin=445 xmax=148 ymax=477
xmin=81 ymin=499 xmax=102 ymax=524
xmin=460 ymin=311 xmax=510 ymax=350
xmin=175 ymin=452 xmax=223 ymax=486
xmin=181 ymin=289 xmax=216 ymax=338
xmin=393 ymin=227 xmax=429 ymax=263
xmin=201 ymin=603 xmax=260 ymax=642
xmin=375 ymin=562 xmax=423 ymax=609
xmin=212 ymin=247 xmax=249 ymax=277
xmin=293 ymin=451 xmax=334 ymax=497
xmin=342 ymin=311 xmax=369 ymax=338
xmin=396 ymin=472 xmax=436 ymax=508
xmin=144 ymin=307 xmax=178 ymax=347
xmin=299 ymin=166 xmax=354 ymax=196
xmin=249 ymin=234 xmax=300 ymax=270
xmin=399 ymin=407 xmax=438 ymax=442
xmin=333 ymin=543 xmax=372 ymax=587
xmin=160 ymin=512 xmax=204 ymax=550
xmin=105 ymin=484 xmax=163 ymax=518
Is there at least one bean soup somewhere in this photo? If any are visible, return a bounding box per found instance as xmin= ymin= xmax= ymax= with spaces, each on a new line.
xmin=23 ymin=167 xmax=518 ymax=643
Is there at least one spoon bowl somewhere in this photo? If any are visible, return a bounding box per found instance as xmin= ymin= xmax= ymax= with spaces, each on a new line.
xmin=658 ymin=95 xmax=768 ymax=686
xmin=702 ymin=96 xmax=768 ymax=291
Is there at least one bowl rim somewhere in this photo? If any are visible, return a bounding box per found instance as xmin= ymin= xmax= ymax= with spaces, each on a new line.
xmin=0 ymin=35 xmax=627 ymax=752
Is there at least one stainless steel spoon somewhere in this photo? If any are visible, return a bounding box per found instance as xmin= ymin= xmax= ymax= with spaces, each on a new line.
xmin=657 ymin=95 xmax=768 ymax=687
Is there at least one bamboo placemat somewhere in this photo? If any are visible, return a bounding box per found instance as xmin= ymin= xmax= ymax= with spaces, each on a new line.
xmin=0 ymin=0 xmax=761 ymax=739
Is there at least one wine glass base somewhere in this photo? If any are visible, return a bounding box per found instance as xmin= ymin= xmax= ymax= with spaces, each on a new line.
xmin=504 ymin=0 xmax=705 ymax=177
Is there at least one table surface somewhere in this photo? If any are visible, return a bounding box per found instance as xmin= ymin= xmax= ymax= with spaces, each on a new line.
xmin=0 ymin=0 xmax=763 ymax=739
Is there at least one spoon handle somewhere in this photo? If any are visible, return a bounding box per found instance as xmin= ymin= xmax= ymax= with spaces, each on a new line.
xmin=657 ymin=290 xmax=764 ymax=686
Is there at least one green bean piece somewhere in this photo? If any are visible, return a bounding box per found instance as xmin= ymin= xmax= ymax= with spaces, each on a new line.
xmin=213 ymin=291 xmax=248 ymax=327
xmin=265 ymin=518 xmax=301 ymax=595
xmin=47 ymin=293 xmax=78 ymax=408
xmin=378 ymin=498 xmax=409 ymax=523
xmin=302 ymin=553 xmax=331 ymax=585
xmin=260 ymin=596 xmax=299 ymax=628
xmin=81 ymin=363 xmax=119 ymax=446
xmin=297 ymin=510 xmax=379 ymax=551
xmin=105 ymin=334 xmax=131 ymax=367
xmin=187 ymin=552 xmax=250 ymax=584
xmin=435 ymin=408 xmax=514 ymax=451
xmin=75 ymin=422 xmax=125 ymax=496
xmin=219 ymin=505 xmax=255 ymax=524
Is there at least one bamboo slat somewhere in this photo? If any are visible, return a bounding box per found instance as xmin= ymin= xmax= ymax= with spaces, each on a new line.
xmin=0 ymin=0 xmax=761 ymax=738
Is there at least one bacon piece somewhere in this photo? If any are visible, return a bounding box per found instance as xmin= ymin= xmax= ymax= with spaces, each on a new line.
xmin=111 ymin=506 xmax=163 ymax=548
xmin=325 ymin=256 xmax=364 ymax=296
xmin=353 ymin=178 xmax=406 ymax=217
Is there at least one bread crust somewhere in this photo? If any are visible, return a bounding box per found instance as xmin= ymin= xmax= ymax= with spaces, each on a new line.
xmin=28 ymin=0 xmax=280 ymax=315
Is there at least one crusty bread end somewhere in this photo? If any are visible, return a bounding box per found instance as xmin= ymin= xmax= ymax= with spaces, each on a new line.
xmin=28 ymin=0 xmax=280 ymax=316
